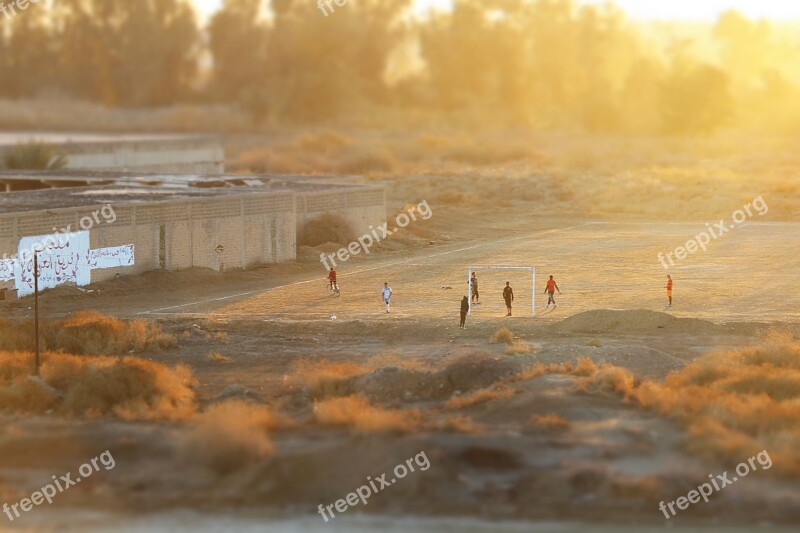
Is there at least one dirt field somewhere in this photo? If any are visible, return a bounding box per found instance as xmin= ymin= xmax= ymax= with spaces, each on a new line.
xmin=1 ymin=169 xmax=799 ymax=532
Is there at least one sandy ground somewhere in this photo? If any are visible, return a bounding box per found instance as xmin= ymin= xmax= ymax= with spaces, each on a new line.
xmin=1 ymin=208 xmax=799 ymax=531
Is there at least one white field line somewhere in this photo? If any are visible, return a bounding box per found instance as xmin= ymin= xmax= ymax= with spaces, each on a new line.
xmin=139 ymin=222 xmax=594 ymax=316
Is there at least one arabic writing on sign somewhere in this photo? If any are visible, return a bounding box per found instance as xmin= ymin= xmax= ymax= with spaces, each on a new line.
xmin=7 ymin=231 xmax=135 ymax=297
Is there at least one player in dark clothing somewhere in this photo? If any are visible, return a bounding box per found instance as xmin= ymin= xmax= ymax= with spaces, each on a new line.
xmin=503 ymin=282 xmax=514 ymax=316
xmin=460 ymin=296 xmax=469 ymax=329
xmin=470 ymin=272 xmax=479 ymax=304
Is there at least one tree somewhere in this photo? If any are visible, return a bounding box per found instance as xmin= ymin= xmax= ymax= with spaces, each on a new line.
xmin=661 ymin=61 xmax=733 ymax=135
xmin=56 ymin=0 xmax=200 ymax=106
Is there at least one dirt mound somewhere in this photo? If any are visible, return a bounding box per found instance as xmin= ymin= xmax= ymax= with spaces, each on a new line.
xmin=307 ymin=352 xmax=524 ymax=404
xmin=351 ymin=366 xmax=439 ymax=402
xmin=439 ymin=352 xmax=523 ymax=392
xmin=551 ymin=309 xmax=729 ymax=335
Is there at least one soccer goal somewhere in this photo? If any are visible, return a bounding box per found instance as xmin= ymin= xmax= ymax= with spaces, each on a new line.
xmin=468 ymin=265 xmax=536 ymax=316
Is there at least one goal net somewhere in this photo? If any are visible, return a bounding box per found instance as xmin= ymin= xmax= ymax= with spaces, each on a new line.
xmin=467 ymin=265 xmax=536 ymax=317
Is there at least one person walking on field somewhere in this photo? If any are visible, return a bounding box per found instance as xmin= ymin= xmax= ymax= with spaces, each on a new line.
xmin=460 ymin=296 xmax=469 ymax=329
xmin=382 ymin=282 xmax=393 ymax=313
xmin=544 ymin=275 xmax=561 ymax=308
xmin=665 ymin=274 xmax=673 ymax=308
xmin=327 ymin=268 xmax=338 ymax=291
xmin=503 ymin=282 xmax=514 ymax=316
xmin=470 ymin=272 xmax=480 ymax=304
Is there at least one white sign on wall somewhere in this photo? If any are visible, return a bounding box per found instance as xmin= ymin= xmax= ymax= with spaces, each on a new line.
xmin=2 ymin=230 xmax=135 ymax=297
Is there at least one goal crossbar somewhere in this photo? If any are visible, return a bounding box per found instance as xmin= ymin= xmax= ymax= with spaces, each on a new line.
xmin=468 ymin=265 xmax=536 ymax=316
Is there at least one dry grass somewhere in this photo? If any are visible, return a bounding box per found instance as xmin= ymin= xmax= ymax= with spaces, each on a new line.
xmin=181 ymin=400 xmax=279 ymax=473
xmin=506 ymin=339 xmax=534 ymax=355
xmin=313 ymin=394 xmax=422 ymax=433
xmin=530 ymin=414 xmax=570 ymax=431
xmin=0 ymin=350 xmax=196 ymax=420
xmin=505 ymin=335 xmax=800 ymax=475
xmin=208 ymin=352 xmax=232 ymax=363
xmin=286 ymin=360 xmax=366 ymax=398
xmin=430 ymin=415 xmax=483 ymax=433
xmin=445 ymin=385 xmax=515 ymax=410
xmin=490 ymin=327 xmax=515 ymax=345
xmin=0 ymin=311 xmax=177 ymax=355
xmin=631 ymin=333 xmax=800 ymax=475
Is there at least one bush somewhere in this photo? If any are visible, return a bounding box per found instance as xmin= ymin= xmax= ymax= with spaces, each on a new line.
xmin=300 ymin=212 xmax=356 ymax=247
xmin=0 ymin=351 xmax=196 ymax=420
xmin=490 ymin=327 xmax=515 ymax=345
xmin=0 ymin=311 xmax=177 ymax=355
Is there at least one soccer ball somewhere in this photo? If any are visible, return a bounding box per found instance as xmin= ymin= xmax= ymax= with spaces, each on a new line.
xmin=331 ymin=315 xmax=337 ymax=320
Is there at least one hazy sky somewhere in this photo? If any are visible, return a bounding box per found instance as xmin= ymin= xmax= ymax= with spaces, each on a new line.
xmin=193 ymin=0 xmax=800 ymax=21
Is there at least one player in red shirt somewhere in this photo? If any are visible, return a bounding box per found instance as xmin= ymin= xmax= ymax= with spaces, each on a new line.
xmin=544 ymin=275 xmax=561 ymax=308
xmin=327 ymin=268 xmax=338 ymax=292
xmin=665 ymin=274 xmax=673 ymax=308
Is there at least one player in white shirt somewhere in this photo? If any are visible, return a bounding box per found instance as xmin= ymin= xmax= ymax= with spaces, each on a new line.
xmin=382 ymin=282 xmax=393 ymax=313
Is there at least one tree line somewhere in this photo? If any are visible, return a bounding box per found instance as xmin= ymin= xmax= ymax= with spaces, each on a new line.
xmin=0 ymin=0 xmax=798 ymax=134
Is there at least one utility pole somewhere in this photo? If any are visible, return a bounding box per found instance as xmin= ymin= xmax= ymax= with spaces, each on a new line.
xmin=33 ymin=251 xmax=40 ymax=376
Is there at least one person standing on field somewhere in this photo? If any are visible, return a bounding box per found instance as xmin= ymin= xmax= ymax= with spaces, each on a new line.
xmin=544 ymin=275 xmax=561 ymax=308
xmin=382 ymin=282 xmax=393 ymax=313
xmin=470 ymin=272 xmax=480 ymax=304
xmin=503 ymin=282 xmax=514 ymax=316
xmin=460 ymin=296 xmax=469 ymax=329
xmin=666 ymin=274 xmax=673 ymax=308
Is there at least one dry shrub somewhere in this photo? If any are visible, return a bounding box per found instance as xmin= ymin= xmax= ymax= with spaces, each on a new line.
xmin=431 ymin=415 xmax=482 ymax=433
xmin=414 ymin=133 xmax=454 ymax=153
xmin=506 ymin=339 xmax=534 ymax=355
xmin=181 ymin=400 xmax=277 ymax=473
xmin=208 ymin=351 xmax=232 ymax=363
xmin=0 ymin=377 xmax=60 ymax=412
xmin=576 ymin=365 xmax=637 ymax=398
xmin=338 ymin=147 xmax=397 ymax=175
xmin=0 ymin=350 xmax=196 ymax=420
xmin=630 ymin=333 xmax=800 ymax=474
xmin=0 ymin=311 xmax=177 ymax=355
xmin=490 ymin=327 xmax=515 ymax=345
xmin=313 ymin=394 xmax=421 ymax=432
xmin=0 ymin=319 xmax=35 ymax=351
xmin=531 ymin=414 xmax=570 ymax=431
xmin=437 ymin=191 xmax=482 ymax=207
xmin=445 ymin=385 xmax=515 ymax=410
xmin=296 ymin=131 xmax=354 ymax=155
xmin=287 ymin=360 xmax=366 ymax=398
xmin=300 ymin=212 xmax=356 ymax=247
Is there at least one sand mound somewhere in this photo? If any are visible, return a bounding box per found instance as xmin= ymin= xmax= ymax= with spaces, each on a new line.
xmin=348 ymin=352 xmax=523 ymax=403
xmin=551 ymin=309 xmax=728 ymax=335
xmin=439 ymin=352 xmax=523 ymax=391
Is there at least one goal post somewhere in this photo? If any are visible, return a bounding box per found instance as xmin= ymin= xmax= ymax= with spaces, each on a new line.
xmin=468 ymin=265 xmax=536 ymax=316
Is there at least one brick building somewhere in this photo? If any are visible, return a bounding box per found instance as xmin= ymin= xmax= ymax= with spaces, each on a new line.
xmin=0 ymin=174 xmax=386 ymax=297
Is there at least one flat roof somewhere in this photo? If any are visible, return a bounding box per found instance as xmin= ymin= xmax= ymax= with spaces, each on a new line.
xmin=0 ymin=171 xmax=366 ymax=189
xmin=0 ymin=173 xmax=379 ymax=213
xmin=0 ymin=184 xmax=293 ymax=213
xmin=0 ymin=132 xmax=218 ymax=146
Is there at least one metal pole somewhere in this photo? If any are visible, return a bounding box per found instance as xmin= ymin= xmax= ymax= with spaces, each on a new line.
xmin=467 ymin=266 xmax=471 ymax=315
xmin=33 ymin=251 xmax=40 ymax=376
xmin=532 ymin=267 xmax=536 ymax=318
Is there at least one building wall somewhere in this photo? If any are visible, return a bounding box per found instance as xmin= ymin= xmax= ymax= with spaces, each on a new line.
xmin=0 ymin=138 xmax=225 ymax=174
xmin=0 ymin=191 xmax=297 ymax=292
xmin=295 ymin=187 xmax=386 ymax=241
